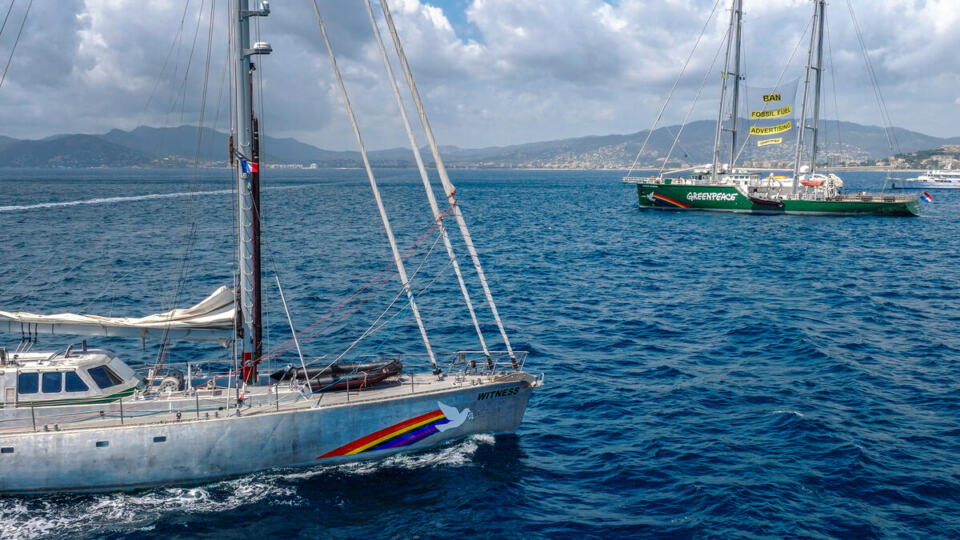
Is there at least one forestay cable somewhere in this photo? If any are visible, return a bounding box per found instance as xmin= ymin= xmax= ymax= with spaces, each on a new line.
xmin=378 ymin=0 xmax=516 ymax=364
xmin=625 ymin=0 xmax=723 ymax=176
xmin=0 ymin=0 xmax=30 ymax=91
xmin=363 ymin=0 xmax=491 ymax=361
xmin=311 ymin=2 xmax=439 ymax=372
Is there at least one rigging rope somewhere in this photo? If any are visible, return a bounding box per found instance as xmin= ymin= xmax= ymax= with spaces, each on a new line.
xmin=826 ymin=16 xmax=844 ymax=164
xmin=846 ymin=0 xmax=899 ymax=155
xmin=311 ymin=0 xmax=439 ymax=372
xmin=152 ymin=0 xmax=218 ymax=379
xmin=144 ymin=0 xmax=192 ymax=114
xmin=253 ymin=201 xmax=456 ymax=367
xmin=625 ymin=0 xmax=723 ymax=176
xmin=363 ymin=0 xmax=491 ymax=359
xmin=177 ymin=0 xmax=207 ymax=124
xmin=0 ymin=0 xmax=30 ymax=92
xmin=659 ymin=28 xmax=727 ymax=177
xmin=377 ymin=0 xmax=516 ymax=364
xmin=0 ymin=0 xmax=17 ymax=45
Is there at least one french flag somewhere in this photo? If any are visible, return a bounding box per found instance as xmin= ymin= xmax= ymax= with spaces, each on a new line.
xmin=241 ymin=160 xmax=259 ymax=174
xmin=921 ymin=191 xmax=933 ymax=203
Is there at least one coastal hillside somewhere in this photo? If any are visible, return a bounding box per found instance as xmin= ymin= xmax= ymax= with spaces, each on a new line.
xmin=0 ymin=122 xmax=957 ymax=168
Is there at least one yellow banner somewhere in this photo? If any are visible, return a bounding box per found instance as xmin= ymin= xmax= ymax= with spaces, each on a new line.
xmin=763 ymin=93 xmax=782 ymax=103
xmin=757 ymin=138 xmax=783 ymax=147
xmin=749 ymin=121 xmax=792 ymax=136
xmin=750 ymin=105 xmax=791 ymax=119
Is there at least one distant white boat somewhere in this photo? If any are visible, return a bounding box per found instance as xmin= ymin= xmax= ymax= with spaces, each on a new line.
xmin=891 ymin=169 xmax=960 ymax=189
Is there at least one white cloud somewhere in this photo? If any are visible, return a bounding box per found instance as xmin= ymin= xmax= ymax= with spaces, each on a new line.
xmin=0 ymin=0 xmax=958 ymax=149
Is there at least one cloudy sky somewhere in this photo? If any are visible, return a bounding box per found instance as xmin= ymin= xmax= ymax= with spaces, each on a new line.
xmin=0 ymin=0 xmax=958 ymax=150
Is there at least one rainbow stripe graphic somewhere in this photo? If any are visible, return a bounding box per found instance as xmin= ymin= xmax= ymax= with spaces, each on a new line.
xmin=318 ymin=409 xmax=450 ymax=459
xmin=650 ymin=193 xmax=691 ymax=208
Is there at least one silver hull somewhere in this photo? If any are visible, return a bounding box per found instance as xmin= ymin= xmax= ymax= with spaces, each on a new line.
xmin=0 ymin=372 xmax=539 ymax=494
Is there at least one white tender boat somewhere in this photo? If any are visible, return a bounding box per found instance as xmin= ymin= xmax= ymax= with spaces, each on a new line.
xmin=890 ymin=169 xmax=960 ymax=189
xmin=0 ymin=0 xmax=540 ymax=494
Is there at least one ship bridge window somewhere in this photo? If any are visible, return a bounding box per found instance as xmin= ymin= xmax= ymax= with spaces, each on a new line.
xmin=64 ymin=371 xmax=89 ymax=392
xmin=17 ymin=372 xmax=38 ymax=394
xmin=42 ymin=372 xmax=63 ymax=393
xmin=87 ymin=365 xmax=124 ymax=390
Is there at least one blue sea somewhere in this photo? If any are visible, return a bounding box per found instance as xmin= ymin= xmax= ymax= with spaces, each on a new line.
xmin=1 ymin=168 xmax=958 ymax=538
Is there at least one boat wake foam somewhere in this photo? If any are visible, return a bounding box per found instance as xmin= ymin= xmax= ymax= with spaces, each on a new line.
xmin=0 ymin=475 xmax=300 ymax=539
xmin=0 ymin=435 xmax=495 ymax=539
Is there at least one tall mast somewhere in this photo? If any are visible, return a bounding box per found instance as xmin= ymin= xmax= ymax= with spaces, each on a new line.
xmin=711 ymin=0 xmax=743 ymax=180
xmin=230 ymin=0 xmax=271 ymax=383
xmin=793 ymin=0 xmax=825 ymax=192
xmin=807 ymin=0 xmax=826 ymax=176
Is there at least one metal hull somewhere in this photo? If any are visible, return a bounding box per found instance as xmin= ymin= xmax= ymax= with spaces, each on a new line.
xmin=0 ymin=374 xmax=537 ymax=494
xmin=637 ymin=184 xmax=920 ymax=217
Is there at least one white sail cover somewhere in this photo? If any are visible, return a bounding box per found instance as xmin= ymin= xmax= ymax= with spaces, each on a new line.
xmin=0 ymin=286 xmax=236 ymax=342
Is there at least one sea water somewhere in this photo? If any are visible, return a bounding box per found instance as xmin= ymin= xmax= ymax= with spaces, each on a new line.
xmin=0 ymin=168 xmax=958 ymax=538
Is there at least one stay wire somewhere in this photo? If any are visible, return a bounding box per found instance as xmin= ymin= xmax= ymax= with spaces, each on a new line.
xmin=0 ymin=0 xmax=17 ymax=44
xmin=626 ymin=0 xmax=723 ymax=176
xmin=311 ymin=0 xmax=439 ymax=370
xmin=846 ymin=0 xmax=898 ymax=155
xmin=659 ymin=28 xmax=727 ymax=176
xmin=0 ymin=0 xmax=31 ymax=92
xmin=826 ymin=15 xmax=843 ymax=164
xmin=153 ymin=0 xmax=217 ymax=375
xmin=178 ymin=0 xmax=207 ymax=124
xmin=144 ymin=0 xmax=192 ymax=115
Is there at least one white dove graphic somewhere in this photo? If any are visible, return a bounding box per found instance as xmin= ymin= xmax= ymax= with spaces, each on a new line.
xmin=435 ymin=401 xmax=473 ymax=432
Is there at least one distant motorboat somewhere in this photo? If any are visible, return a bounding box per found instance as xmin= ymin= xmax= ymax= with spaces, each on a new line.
xmin=890 ymin=169 xmax=960 ymax=189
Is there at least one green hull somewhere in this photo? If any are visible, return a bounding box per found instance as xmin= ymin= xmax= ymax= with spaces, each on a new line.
xmin=637 ymin=184 xmax=920 ymax=217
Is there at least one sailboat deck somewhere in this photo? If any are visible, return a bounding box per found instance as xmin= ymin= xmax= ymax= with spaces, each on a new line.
xmin=0 ymin=370 xmax=533 ymax=438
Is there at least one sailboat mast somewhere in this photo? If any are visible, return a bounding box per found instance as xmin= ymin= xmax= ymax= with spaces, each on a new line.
xmin=728 ymin=0 xmax=743 ymax=167
xmin=712 ymin=0 xmax=743 ymax=180
xmin=230 ymin=0 xmax=271 ymax=383
xmin=792 ymin=0 xmax=823 ymax=192
xmin=807 ymin=0 xmax=827 ymax=176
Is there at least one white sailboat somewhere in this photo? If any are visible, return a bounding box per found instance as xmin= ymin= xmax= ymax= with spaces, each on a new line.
xmin=0 ymin=0 xmax=540 ymax=494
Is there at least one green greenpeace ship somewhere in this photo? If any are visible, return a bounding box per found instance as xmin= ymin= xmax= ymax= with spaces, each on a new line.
xmin=625 ymin=0 xmax=919 ymax=217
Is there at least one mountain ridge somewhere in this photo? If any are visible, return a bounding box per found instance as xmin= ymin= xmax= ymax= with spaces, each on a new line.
xmin=0 ymin=123 xmax=957 ymax=169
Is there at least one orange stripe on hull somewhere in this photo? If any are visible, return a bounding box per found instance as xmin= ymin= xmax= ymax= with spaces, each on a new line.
xmin=319 ymin=410 xmax=445 ymax=459
xmin=652 ymin=193 xmax=691 ymax=208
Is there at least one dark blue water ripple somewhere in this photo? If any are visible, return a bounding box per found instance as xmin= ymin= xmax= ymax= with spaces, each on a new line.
xmin=1 ymin=168 xmax=959 ymax=538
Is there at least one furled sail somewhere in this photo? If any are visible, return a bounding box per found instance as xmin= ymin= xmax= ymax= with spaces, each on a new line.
xmin=0 ymin=286 xmax=236 ymax=343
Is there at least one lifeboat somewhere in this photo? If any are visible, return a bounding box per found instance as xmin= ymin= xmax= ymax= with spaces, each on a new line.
xmin=800 ymin=179 xmax=823 ymax=187
xmin=269 ymin=358 xmax=403 ymax=392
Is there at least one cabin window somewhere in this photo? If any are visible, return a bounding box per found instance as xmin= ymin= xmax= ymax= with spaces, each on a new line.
xmin=87 ymin=365 xmax=124 ymax=389
xmin=0 ymin=447 xmax=13 ymax=454
xmin=17 ymin=372 xmax=38 ymax=394
xmin=153 ymin=436 xmax=167 ymax=443
xmin=64 ymin=371 xmax=89 ymax=392
xmin=42 ymin=372 xmax=63 ymax=393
